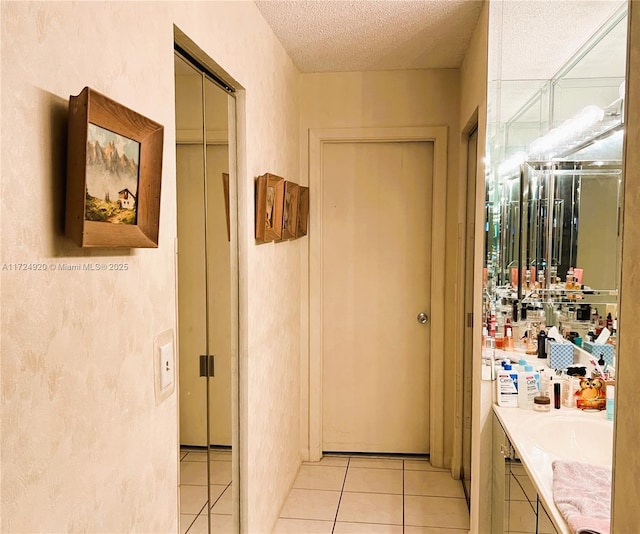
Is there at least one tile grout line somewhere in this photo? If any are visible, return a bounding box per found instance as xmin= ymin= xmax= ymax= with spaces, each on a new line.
xmin=184 ymin=501 xmax=208 ymax=534
xmin=331 ymin=456 xmax=351 ymax=534
xmin=402 ymin=459 xmax=405 ymax=533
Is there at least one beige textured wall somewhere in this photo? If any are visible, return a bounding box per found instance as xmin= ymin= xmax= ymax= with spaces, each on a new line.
xmin=0 ymin=2 xmax=301 ymax=533
xmin=299 ymin=69 xmax=461 ymax=466
xmin=612 ymin=0 xmax=640 ymax=530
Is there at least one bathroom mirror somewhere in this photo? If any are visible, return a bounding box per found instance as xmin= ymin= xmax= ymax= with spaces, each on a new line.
xmin=487 ymin=6 xmax=627 ymax=302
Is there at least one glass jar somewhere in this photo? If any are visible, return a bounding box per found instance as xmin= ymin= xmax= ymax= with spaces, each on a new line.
xmin=533 ymin=395 xmax=551 ymax=412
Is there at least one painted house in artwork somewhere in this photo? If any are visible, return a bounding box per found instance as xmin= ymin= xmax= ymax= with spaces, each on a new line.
xmin=118 ymin=188 xmax=136 ymax=209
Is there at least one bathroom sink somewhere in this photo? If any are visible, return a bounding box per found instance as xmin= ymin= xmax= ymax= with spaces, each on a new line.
xmin=534 ymin=416 xmax=613 ymax=466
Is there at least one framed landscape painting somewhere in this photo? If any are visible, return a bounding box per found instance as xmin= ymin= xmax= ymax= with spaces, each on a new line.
xmin=65 ymin=87 xmax=164 ymax=247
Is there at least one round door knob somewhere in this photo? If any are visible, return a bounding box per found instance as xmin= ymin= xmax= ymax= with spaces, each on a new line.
xmin=417 ymin=312 xmax=429 ymax=324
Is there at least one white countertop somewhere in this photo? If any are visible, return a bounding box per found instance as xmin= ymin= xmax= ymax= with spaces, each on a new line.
xmin=493 ymin=404 xmax=613 ymax=534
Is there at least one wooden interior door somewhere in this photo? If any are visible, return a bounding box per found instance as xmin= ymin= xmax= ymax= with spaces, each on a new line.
xmin=321 ymin=141 xmax=433 ymax=453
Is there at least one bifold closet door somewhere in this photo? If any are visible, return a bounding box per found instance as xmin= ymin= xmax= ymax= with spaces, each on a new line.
xmin=176 ymin=145 xmax=209 ymax=446
xmin=175 ymin=53 xmax=209 ymax=448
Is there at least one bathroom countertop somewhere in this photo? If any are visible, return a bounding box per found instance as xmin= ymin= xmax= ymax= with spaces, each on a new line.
xmin=493 ymin=404 xmax=613 ymax=534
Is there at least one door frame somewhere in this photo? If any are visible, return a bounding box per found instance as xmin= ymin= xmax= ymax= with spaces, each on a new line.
xmin=307 ymin=126 xmax=448 ymax=466
xmin=173 ymin=28 xmax=243 ymax=533
xmin=455 ymin=117 xmax=479 ymax=500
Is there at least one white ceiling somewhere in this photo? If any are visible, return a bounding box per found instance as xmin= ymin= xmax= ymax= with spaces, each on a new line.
xmin=494 ymin=0 xmax=626 ymax=81
xmin=257 ymin=0 xmax=626 ymax=79
xmin=255 ymin=0 xmax=484 ymax=72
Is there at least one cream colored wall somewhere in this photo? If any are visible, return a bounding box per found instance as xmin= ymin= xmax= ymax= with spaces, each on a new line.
xmin=576 ymin=175 xmax=619 ymax=291
xmin=299 ymin=69 xmax=461 ymax=467
xmin=0 ymin=2 xmax=301 ymax=533
xmin=458 ymin=2 xmax=490 ymax=533
xmin=612 ymin=0 xmax=640 ymax=530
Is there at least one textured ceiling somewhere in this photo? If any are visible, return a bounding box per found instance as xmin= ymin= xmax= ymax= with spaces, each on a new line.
xmin=255 ymin=0 xmax=484 ymax=72
xmin=495 ymin=0 xmax=626 ymax=81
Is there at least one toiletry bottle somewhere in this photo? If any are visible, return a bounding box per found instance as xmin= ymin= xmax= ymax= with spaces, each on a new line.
xmin=497 ymin=364 xmax=518 ymax=407
xmin=540 ymin=369 xmax=549 ymax=398
xmin=518 ymin=365 xmax=539 ymax=409
xmin=540 ymin=369 xmax=555 ymax=398
xmin=505 ymin=326 xmax=514 ymax=349
xmin=606 ymin=385 xmax=615 ymax=421
xmin=563 ymin=376 xmax=579 ymax=408
xmin=504 ymin=317 xmax=511 ymax=337
xmin=537 ymin=329 xmax=547 ymax=359
xmin=490 ymin=306 xmax=497 ymax=338
xmin=566 ymin=268 xmax=574 ymax=290
xmin=554 ymin=382 xmax=561 ymax=409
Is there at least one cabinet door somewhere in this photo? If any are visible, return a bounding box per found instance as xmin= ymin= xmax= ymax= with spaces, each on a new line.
xmin=508 ymin=462 xmax=537 ymax=533
xmin=538 ymin=499 xmax=559 ymax=534
xmin=492 ymin=414 xmax=540 ymax=534
xmin=492 ymin=415 xmax=509 ymax=533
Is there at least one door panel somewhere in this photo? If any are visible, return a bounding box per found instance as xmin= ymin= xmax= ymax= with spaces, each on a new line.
xmin=321 ymin=141 xmax=433 ymax=453
xmin=206 ymin=144 xmax=232 ymax=447
xmin=177 ymin=143 xmax=208 ymax=446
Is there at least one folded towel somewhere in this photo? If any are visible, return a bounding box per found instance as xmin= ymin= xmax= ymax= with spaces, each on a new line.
xmin=552 ymin=460 xmax=611 ymax=534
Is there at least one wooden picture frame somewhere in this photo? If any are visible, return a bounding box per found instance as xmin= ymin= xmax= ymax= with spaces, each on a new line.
xmin=281 ymin=181 xmax=300 ymax=240
xmin=65 ymin=87 xmax=164 ymax=247
xmin=255 ymin=173 xmax=285 ymax=242
xmin=296 ymin=186 xmax=309 ymax=237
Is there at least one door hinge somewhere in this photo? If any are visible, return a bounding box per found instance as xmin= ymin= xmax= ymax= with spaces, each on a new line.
xmin=199 ymin=354 xmax=215 ymax=377
xmin=467 ymin=313 xmax=474 ymax=328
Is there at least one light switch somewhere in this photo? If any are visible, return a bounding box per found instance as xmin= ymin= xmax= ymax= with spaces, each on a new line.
xmin=153 ymin=329 xmax=175 ymax=404
xmin=160 ymin=341 xmax=174 ymax=391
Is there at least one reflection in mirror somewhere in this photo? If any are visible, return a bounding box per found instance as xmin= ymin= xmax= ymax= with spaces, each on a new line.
xmin=484 ymin=3 xmax=626 ymax=351
xmin=516 ymin=161 xmax=621 ymax=298
xmin=174 ymin=51 xmax=236 ymax=534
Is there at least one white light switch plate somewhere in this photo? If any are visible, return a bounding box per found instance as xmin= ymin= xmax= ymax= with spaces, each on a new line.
xmin=153 ymin=329 xmax=175 ymax=404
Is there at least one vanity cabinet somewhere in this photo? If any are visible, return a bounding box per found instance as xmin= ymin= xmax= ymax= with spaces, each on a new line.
xmin=492 ymin=413 xmax=559 ymax=534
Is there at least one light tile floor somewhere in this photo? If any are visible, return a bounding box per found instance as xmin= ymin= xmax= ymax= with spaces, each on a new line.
xmin=180 ymin=448 xmax=233 ymax=534
xmin=180 ymin=451 xmax=469 ymax=534
xmin=275 ymin=455 xmax=470 ymax=534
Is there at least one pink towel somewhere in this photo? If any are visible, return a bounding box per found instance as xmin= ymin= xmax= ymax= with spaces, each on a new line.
xmin=552 ymin=460 xmax=611 ymax=534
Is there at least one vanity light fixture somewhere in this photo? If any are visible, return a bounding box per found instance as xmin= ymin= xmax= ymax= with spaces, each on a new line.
xmin=529 ymin=105 xmax=605 ymax=158
xmin=498 ymin=151 xmax=527 ymax=178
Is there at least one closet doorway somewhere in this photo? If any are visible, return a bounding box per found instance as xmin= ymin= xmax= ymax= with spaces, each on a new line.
xmin=461 ymin=125 xmax=478 ymax=506
xmin=174 ymin=47 xmax=238 ymax=534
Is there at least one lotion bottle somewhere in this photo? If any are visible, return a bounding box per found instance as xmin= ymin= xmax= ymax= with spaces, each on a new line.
xmin=497 ymin=364 xmax=518 ymax=407
xmin=518 ymin=365 xmax=539 ymax=409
